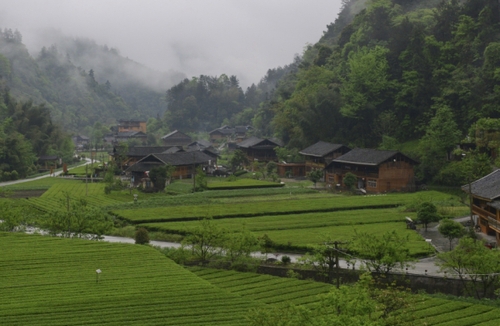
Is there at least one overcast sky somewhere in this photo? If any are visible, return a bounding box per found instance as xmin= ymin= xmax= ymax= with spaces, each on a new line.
xmin=0 ymin=0 xmax=343 ymax=88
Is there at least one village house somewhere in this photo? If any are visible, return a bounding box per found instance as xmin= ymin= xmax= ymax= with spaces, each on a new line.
xmin=115 ymin=146 xmax=175 ymax=168
xmin=161 ymin=130 xmax=192 ymax=146
xmin=236 ymin=136 xmax=283 ymax=163
xmin=277 ymin=141 xmax=350 ymax=178
xmin=209 ymin=125 xmax=253 ymax=143
xmin=117 ymin=119 xmax=147 ymax=133
xmin=72 ymin=135 xmax=90 ymax=150
xmin=114 ymin=131 xmax=147 ymax=144
xmin=125 ymin=151 xmax=215 ymax=186
xmin=325 ymin=148 xmax=417 ymax=192
xmin=462 ymin=169 xmax=500 ymax=243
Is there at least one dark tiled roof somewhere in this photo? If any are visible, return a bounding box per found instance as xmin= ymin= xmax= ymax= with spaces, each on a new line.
xmin=238 ymin=137 xmax=283 ymax=149
xmin=209 ymin=128 xmax=234 ymax=135
xmin=299 ymin=141 xmax=347 ymax=157
xmin=127 ymin=146 xmax=173 ymax=156
xmin=161 ymin=130 xmax=191 ymax=140
xmin=188 ymin=140 xmax=212 ymax=148
xmin=117 ymin=131 xmax=146 ymax=137
xmin=39 ymin=155 xmax=59 ymax=161
xmin=118 ymin=119 xmax=146 ymax=123
xmin=332 ymin=148 xmax=401 ymax=166
xmin=156 ymin=151 xmax=213 ymax=165
xmin=126 ymin=151 xmax=213 ymax=173
xmin=163 ymin=146 xmax=183 ymax=154
xmin=462 ymin=169 xmax=500 ymax=200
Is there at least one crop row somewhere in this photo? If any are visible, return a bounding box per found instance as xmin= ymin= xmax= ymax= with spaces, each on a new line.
xmin=114 ymin=190 xmax=451 ymax=223
xmin=409 ymin=298 xmax=500 ymax=325
xmin=141 ymin=208 xmax=414 ymax=234
xmin=0 ymin=233 xmax=261 ymax=325
xmin=190 ymin=267 xmax=332 ymax=306
xmin=207 ymin=179 xmax=284 ymax=190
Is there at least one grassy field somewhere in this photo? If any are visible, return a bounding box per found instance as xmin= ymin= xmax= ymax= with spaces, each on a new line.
xmin=0 ymin=233 xmax=261 ymax=326
xmin=113 ymin=191 xmax=458 ymax=223
xmin=206 ymin=179 xmax=284 ymax=190
xmin=189 ymin=267 xmax=333 ymax=307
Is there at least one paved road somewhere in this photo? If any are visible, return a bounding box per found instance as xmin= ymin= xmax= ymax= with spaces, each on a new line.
xmin=0 ymin=159 xmax=93 ymax=187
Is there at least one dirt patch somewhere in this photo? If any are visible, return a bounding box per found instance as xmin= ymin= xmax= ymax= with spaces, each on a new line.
xmin=8 ymin=190 xmax=47 ymax=198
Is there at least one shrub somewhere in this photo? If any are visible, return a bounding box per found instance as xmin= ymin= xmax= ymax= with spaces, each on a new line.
xmin=281 ymin=255 xmax=291 ymax=265
xmin=135 ymin=227 xmax=150 ymax=244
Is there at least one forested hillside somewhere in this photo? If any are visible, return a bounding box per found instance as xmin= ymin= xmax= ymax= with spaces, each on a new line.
xmin=0 ymin=91 xmax=74 ymax=180
xmin=163 ymin=0 xmax=500 ymax=183
xmin=0 ymin=30 xmax=184 ymax=131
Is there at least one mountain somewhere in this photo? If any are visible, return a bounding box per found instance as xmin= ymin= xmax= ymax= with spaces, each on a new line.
xmin=0 ymin=29 xmax=185 ymax=132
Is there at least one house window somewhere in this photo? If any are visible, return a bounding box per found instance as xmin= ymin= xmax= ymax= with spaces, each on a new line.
xmin=367 ymin=179 xmax=377 ymax=188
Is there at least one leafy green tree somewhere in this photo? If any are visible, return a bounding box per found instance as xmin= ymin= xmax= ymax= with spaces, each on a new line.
xmin=223 ymin=226 xmax=259 ymax=267
xmin=438 ymin=218 xmax=465 ymax=250
xmin=135 ymin=227 xmax=150 ymax=245
xmin=417 ymin=202 xmax=440 ymax=231
xmin=247 ymin=273 xmax=418 ymax=326
xmin=149 ymin=165 xmax=168 ymax=192
xmin=418 ymin=105 xmax=461 ymax=181
xmin=194 ymin=166 xmax=207 ymax=191
xmin=351 ymin=230 xmax=413 ymax=275
xmin=229 ymin=150 xmax=248 ymax=172
xmin=343 ymin=172 xmax=357 ymax=190
xmin=43 ymin=198 xmax=113 ymax=239
xmin=183 ymin=218 xmax=226 ymax=263
xmin=437 ymin=237 xmax=500 ymax=299
xmin=307 ymin=169 xmax=323 ymax=188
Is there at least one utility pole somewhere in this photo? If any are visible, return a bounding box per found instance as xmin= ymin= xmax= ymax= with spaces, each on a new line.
xmin=85 ymin=164 xmax=88 ymax=196
xmin=192 ymin=152 xmax=196 ymax=192
xmin=324 ymin=241 xmax=347 ymax=289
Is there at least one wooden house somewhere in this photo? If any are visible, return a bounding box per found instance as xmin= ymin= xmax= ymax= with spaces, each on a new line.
xmin=237 ymin=137 xmax=283 ymax=163
xmin=209 ymin=126 xmax=234 ymax=143
xmin=116 ymin=146 xmax=175 ymax=169
xmin=462 ymin=169 xmax=500 ymax=243
xmin=115 ymin=131 xmax=147 ymax=144
xmin=161 ymin=130 xmax=192 ymax=146
xmin=299 ymin=141 xmax=351 ymax=173
xmin=325 ymin=148 xmax=417 ymax=192
xmin=117 ymin=119 xmax=147 ymax=133
xmin=126 ymin=151 xmax=215 ymax=186
xmin=186 ymin=140 xmax=219 ymax=163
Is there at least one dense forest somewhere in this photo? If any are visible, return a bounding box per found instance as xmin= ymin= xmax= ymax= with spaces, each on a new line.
xmin=164 ymin=0 xmax=500 ymax=184
xmin=0 ymin=30 xmax=184 ymax=131
xmin=0 ymin=91 xmax=74 ymax=180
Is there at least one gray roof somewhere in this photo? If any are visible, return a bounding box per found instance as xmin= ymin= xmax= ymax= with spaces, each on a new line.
xmin=238 ymin=137 xmax=283 ymax=149
xmin=462 ymin=169 xmax=500 ymax=200
xmin=127 ymin=146 xmax=173 ymax=157
xmin=209 ymin=128 xmax=234 ymax=135
xmin=332 ymin=148 xmax=414 ymax=166
xmin=126 ymin=151 xmax=213 ymax=173
xmin=163 ymin=146 xmax=183 ymax=154
xmin=187 ymin=140 xmax=212 ymax=148
xmin=116 ymin=131 xmax=146 ymax=138
xmin=299 ymin=141 xmax=347 ymax=157
xmin=161 ymin=130 xmax=191 ymax=140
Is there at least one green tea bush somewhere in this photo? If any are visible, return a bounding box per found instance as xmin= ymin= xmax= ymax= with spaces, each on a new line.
xmin=135 ymin=227 xmax=150 ymax=244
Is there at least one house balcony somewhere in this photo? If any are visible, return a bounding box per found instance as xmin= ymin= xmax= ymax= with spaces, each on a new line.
xmin=334 ymin=170 xmax=379 ymax=179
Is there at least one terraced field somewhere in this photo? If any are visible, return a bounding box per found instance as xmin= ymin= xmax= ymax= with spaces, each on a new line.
xmin=409 ymin=297 xmax=500 ymax=325
xmin=206 ymin=179 xmax=284 ymax=190
xmin=114 ymin=191 xmax=453 ymax=223
xmin=189 ymin=267 xmax=332 ymax=307
xmin=0 ymin=233 xmax=261 ymax=326
xmin=28 ymin=182 xmax=124 ymax=211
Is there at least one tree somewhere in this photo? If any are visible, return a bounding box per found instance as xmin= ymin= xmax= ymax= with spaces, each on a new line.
xmin=229 ymin=150 xmax=248 ymax=172
xmin=223 ymin=226 xmax=259 ymax=269
xmin=417 ymin=202 xmax=440 ymax=231
xmin=437 ymin=237 xmax=500 ymax=299
xmin=149 ymin=165 xmax=168 ymax=192
xmin=343 ymin=172 xmax=357 ymax=190
xmin=194 ymin=166 xmax=207 ymax=191
xmin=43 ymin=198 xmax=113 ymax=239
xmin=351 ymin=230 xmax=413 ymax=275
xmin=307 ymin=169 xmax=323 ymax=188
xmin=247 ymin=273 xmax=418 ymax=326
xmin=183 ymin=218 xmax=226 ymax=263
xmin=438 ymin=218 xmax=465 ymax=250
xmin=418 ymin=105 xmax=461 ymax=181
xmin=135 ymin=227 xmax=150 ymax=245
